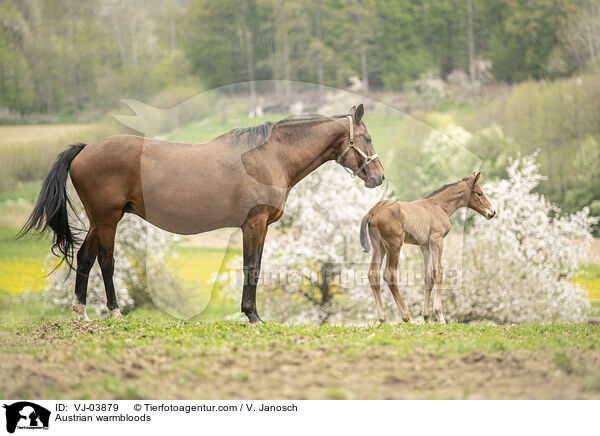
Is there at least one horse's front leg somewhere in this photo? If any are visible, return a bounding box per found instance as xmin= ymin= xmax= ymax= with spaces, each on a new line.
xmin=431 ymin=239 xmax=446 ymax=325
xmin=241 ymin=211 xmax=269 ymax=323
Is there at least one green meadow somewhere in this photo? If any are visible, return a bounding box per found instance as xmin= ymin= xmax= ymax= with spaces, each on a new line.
xmin=1 ymin=320 xmax=599 ymax=399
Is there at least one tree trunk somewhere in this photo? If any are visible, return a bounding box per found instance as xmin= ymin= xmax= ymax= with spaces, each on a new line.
xmin=358 ymin=14 xmax=369 ymax=92
xmin=314 ymin=2 xmax=324 ymax=89
xmin=276 ymin=5 xmax=292 ymax=98
xmin=238 ymin=0 xmax=256 ymax=117
xmin=318 ymin=262 xmax=336 ymax=324
xmin=283 ymin=16 xmax=292 ymax=97
xmin=466 ymin=0 xmax=475 ymax=81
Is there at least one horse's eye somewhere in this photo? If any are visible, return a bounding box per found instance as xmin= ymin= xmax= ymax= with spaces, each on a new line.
xmin=477 ymin=192 xmax=483 ymax=197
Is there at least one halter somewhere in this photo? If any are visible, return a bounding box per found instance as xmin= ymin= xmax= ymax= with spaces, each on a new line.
xmin=336 ymin=115 xmax=379 ymax=177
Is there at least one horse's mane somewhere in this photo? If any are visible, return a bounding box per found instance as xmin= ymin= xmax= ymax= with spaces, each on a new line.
xmin=232 ymin=114 xmax=348 ymax=148
xmin=424 ymin=175 xmax=472 ymax=198
xmin=233 ymin=122 xmax=275 ymax=148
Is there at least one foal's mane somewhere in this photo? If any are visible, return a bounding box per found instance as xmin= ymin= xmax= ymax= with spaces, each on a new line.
xmin=424 ymin=175 xmax=472 ymax=198
xmin=232 ymin=114 xmax=348 ymax=148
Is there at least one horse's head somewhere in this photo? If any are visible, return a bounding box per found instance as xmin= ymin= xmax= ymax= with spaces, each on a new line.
xmin=336 ymin=104 xmax=385 ymax=188
xmin=467 ymin=172 xmax=496 ymax=219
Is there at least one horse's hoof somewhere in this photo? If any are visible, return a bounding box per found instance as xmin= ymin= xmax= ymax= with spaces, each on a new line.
xmin=108 ymin=308 xmax=124 ymax=319
xmin=378 ymin=318 xmax=387 ymax=324
xmin=73 ymin=304 xmax=89 ymax=321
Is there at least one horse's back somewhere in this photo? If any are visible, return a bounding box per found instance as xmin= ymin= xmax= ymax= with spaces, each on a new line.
xmin=368 ymin=199 xmax=433 ymax=245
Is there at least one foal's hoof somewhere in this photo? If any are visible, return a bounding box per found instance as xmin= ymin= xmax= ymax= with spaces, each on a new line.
xmin=72 ymin=304 xmax=89 ymax=321
xmin=108 ymin=308 xmax=124 ymax=319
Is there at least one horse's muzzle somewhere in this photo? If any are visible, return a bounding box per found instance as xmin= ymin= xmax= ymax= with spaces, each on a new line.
xmin=366 ymin=174 xmax=384 ymax=188
xmin=486 ymin=209 xmax=497 ymax=219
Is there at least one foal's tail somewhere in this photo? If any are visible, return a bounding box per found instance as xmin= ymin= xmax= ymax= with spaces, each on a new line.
xmin=18 ymin=143 xmax=86 ymax=269
xmin=360 ymin=213 xmax=372 ymax=252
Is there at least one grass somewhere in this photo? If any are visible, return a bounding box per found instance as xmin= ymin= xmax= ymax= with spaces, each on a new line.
xmin=0 ymin=227 xmax=49 ymax=301
xmin=0 ymin=320 xmax=598 ymax=399
xmin=575 ymin=264 xmax=600 ymax=298
xmin=574 ymin=264 xmax=600 ymax=317
xmin=0 ymin=122 xmax=120 ymax=191
xmin=0 ymin=181 xmax=41 ymax=203
xmin=0 ymin=224 xmax=241 ymax=319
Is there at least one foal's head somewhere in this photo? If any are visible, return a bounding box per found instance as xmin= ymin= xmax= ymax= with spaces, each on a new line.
xmin=336 ymin=104 xmax=385 ymax=188
xmin=467 ymin=172 xmax=496 ymax=219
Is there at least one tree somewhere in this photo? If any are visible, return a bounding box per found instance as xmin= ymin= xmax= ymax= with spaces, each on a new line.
xmin=559 ymin=0 xmax=600 ymax=71
xmin=484 ymin=0 xmax=582 ymax=82
xmin=0 ymin=1 xmax=33 ymax=115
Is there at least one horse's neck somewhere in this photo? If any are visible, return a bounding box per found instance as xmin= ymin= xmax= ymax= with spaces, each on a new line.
xmin=427 ymin=183 xmax=469 ymax=217
xmin=272 ymin=119 xmax=346 ymax=187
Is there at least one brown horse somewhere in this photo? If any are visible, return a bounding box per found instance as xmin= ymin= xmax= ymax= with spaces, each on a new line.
xmin=360 ymin=172 xmax=495 ymax=324
xmin=20 ymin=104 xmax=384 ymax=322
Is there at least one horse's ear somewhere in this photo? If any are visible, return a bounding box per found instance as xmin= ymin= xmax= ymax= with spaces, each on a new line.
xmin=349 ymin=105 xmax=357 ymax=116
xmin=473 ymin=171 xmax=481 ymax=184
xmin=353 ymin=103 xmax=364 ymax=123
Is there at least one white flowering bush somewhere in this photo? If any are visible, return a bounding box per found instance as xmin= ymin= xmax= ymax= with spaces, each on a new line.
xmin=440 ymin=154 xmax=595 ymax=323
xmin=43 ymin=212 xmax=179 ymax=317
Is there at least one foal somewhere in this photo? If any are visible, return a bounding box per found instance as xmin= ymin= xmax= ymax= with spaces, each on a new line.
xmin=360 ymin=172 xmax=495 ymax=324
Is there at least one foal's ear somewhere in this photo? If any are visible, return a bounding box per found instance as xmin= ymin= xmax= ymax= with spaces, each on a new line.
xmin=352 ymin=103 xmax=364 ymax=123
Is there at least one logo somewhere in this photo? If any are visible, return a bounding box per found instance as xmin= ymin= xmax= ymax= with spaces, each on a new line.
xmin=3 ymin=402 xmax=50 ymax=433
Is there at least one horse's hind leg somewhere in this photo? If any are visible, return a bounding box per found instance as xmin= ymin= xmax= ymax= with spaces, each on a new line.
xmin=73 ymin=226 xmax=98 ymax=320
xmin=367 ymin=231 xmax=386 ymax=323
xmin=96 ymin=211 xmax=123 ymax=318
xmin=420 ymin=244 xmax=433 ymax=324
xmin=382 ymin=234 xmax=413 ymax=323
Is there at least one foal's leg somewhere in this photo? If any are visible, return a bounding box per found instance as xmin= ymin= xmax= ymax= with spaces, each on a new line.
xmin=367 ymin=233 xmax=386 ymax=323
xmin=431 ymin=239 xmax=446 ymax=324
xmin=96 ymin=211 xmax=123 ymax=318
xmin=241 ymin=210 xmax=269 ymax=323
xmin=420 ymin=245 xmax=433 ymax=324
xmin=73 ymin=226 xmax=98 ymax=321
xmin=382 ymin=236 xmax=413 ymax=323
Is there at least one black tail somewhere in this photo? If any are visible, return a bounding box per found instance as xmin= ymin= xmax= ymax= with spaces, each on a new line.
xmin=18 ymin=143 xmax=86 ymax=270
xmin=360 ymin=213 xmax=372 ymax=252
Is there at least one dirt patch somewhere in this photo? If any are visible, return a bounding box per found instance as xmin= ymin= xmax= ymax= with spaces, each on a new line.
xmin=2 ymin=322 xmax=600 ymax=399
xmin=28 ymin=320 xmax=113 ymax=338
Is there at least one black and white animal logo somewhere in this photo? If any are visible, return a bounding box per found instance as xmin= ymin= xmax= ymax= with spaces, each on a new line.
xmin=3 ymin=402 xmax=50 ymax=433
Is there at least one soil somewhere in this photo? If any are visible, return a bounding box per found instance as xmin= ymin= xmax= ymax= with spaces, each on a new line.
xmin=1 ymin=321 xmax=599 ymax=400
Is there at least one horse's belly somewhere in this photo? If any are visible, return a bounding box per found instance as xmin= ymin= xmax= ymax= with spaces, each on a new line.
xmin=139 ymin=144 xmax=286 ymax=234
xmin=141 ymin=171 xmax=244 ymax=234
